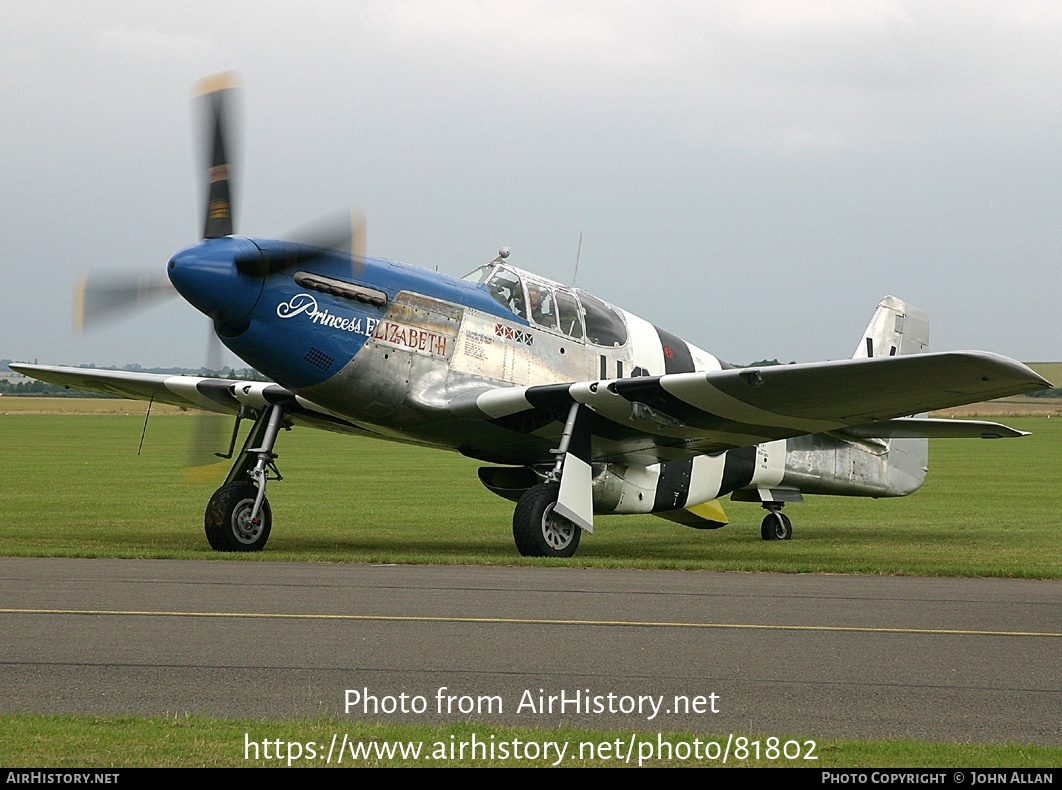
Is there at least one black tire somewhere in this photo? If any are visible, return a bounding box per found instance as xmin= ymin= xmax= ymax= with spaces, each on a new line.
xmin=204 ymin=483 xmax=272 ymax=552
xmin=760 ymin=511 xmax=792 ymax=541
xmin=512 ymin=483 xmax=581 ymax=558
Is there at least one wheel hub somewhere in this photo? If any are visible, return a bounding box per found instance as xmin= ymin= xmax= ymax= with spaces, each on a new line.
xmin=541 ymin=503 xmax=576 ymax=551
xmin=233 ymin=501 xmax=264 ymax=542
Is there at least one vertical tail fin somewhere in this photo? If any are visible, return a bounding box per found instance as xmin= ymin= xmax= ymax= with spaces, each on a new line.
xmin=854 ymin=296 xmax=930 ymax=494
xmin=852 ymin=295 xmax=929 ymax=359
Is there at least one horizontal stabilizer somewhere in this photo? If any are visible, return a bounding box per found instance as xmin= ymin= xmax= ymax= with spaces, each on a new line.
xmin=841 ymin=417 xmax=1029 ymax=439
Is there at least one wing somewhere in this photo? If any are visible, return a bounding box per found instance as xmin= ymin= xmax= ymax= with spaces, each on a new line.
xmin=8 ymin=363 xmax=366 ymax=434
xmin=450 ymin=351 xmax=1051 ymax=465
xmin=10 ymin=363 xmax=279 ymax=415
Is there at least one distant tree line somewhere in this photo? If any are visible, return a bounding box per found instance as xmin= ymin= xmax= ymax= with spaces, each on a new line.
xmin=0 ymin=378 xmax=113 ymax=398
xmin=1025 ymin=386 xmax=1062 ymax=398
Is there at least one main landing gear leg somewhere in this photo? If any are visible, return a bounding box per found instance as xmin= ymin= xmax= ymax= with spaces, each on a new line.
xmin=512 ymin=402 xmax=588 ymax=558
xmin=760 ymin=502 xmax=793 ymax=541
xmin=204 ymin=403 xmax=287 ymax=552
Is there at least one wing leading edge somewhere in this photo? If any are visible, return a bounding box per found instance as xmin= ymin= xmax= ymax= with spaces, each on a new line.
xmin=8 ymin=363 xmax=368 ymax=436
xmin=10 ymin=364 xmax=275 ymax=415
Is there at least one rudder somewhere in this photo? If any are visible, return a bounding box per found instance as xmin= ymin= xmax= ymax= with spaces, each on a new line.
xmin=852 ymin=295 xmax=929 ymax=359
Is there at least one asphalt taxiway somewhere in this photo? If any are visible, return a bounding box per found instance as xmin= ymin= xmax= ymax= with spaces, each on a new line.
xmin=1 ymin=557 xmax=1058 ymax=744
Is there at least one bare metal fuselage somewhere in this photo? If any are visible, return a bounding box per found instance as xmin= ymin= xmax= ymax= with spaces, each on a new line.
xmin=295 ymin=286 xmax=925 ymax=518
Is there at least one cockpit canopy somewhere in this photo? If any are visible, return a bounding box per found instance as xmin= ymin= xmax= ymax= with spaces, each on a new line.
xmin=461 ymin=264 xmax=628 ymax=347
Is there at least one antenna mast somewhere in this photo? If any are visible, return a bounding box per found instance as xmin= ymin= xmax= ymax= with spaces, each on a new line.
xmin=570 ymin=232 xmax=583 ymax=287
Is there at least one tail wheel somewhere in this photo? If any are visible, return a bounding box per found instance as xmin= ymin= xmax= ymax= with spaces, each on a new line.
xmin=205 ymin=482 xmax=272 ymax=552
xmin=760 ymin=511 xmax=792 ymax=541
xmin=513 ymin=483 xmax=581 ymax=557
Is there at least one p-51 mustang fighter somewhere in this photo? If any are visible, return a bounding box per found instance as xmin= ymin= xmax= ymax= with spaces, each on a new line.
xmin=14 ymin=75 xmax=1051 ymax=558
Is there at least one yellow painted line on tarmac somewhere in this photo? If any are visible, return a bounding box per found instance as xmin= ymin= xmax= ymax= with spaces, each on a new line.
xmin=2 ymin=608 xmax=1059 ymax=638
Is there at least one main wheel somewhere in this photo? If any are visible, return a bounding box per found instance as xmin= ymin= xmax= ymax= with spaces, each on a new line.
xmin=512 ymin=483 xmax=581 ymax=557
xmin=760 ymin=511 xmax=792 ymax=541
xmin=204 ymin=483 xmax=272 ymax=552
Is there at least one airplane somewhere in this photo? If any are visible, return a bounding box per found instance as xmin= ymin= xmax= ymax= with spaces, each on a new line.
xmin=13 ymin=74 xmax=1052 ymax=558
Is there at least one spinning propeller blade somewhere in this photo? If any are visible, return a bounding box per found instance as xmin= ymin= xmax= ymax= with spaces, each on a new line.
xmin=195 ymin=71 xmax=239 ymax=239
xmin=72 ymin=72 xmax=242 ymax=331
xmin=185 ymin=328 xmax=230 ymax=483
xmin=235 ymin=208 xmax=368 ymax=278
xmin=72 ymin=273 xmax=176 ymax=333
xmin=351 ymin=207 xmax=368 ymax=276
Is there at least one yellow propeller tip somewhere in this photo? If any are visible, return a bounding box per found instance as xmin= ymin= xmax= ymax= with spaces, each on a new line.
xmin=183 ymin=462 xmax=227 ymax=485
xmin=72 ymin=275 xmax=87 ymax=334
xmin=194 ymin=71 xmax=240 ymax=98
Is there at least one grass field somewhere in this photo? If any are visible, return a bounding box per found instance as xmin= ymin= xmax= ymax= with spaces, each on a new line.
xmin=3 ymin=714 xmax=1058 ymax=768
xmin=0 ymin=407 xmax=1058 ymax=577
xmin=2 ymin=404 xmax=1059 ymax=767
xmin=0 ymin=396 xmax=191 ymax=415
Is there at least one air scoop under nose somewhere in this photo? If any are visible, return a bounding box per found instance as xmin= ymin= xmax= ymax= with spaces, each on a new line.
xmin=167 ymin=237 xmax=265 ymax=326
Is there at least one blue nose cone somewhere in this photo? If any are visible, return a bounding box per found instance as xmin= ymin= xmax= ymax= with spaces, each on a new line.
xmin=168 ymin=237 xmax=264 ymax=327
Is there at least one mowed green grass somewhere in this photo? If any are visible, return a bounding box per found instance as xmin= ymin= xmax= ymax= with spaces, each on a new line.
xmin=0 ymin=412 xmax=1058 ymax=577
xmin=3 ymin=714 xmax=1059 ymax=768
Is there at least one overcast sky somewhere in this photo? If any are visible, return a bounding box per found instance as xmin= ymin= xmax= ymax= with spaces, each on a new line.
xmin=2 ymin=1 xmax=1059 ymax=370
